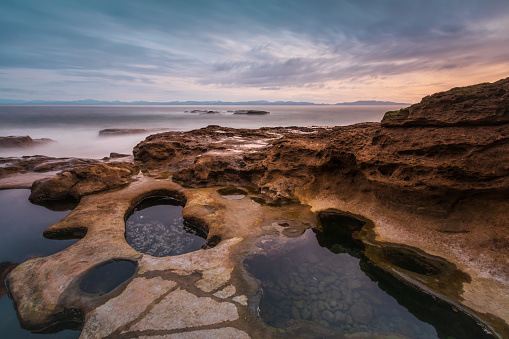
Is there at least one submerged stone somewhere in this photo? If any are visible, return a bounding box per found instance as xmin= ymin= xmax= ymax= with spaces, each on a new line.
xmin=244 ymin=212 xmax=496 ymax=338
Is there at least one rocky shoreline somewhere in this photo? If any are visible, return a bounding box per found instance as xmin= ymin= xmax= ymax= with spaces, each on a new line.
xmin=2 ymin=77 xmax=508 ymax=338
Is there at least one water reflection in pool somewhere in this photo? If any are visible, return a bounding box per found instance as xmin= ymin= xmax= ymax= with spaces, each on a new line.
xmin=244 ymin=213 xmax=494 ymax=339
xmin=125 ymin=196 xmax=207 ymax=257
xmin=0 ymin=189 xmax=80 ymax=338
xmin=79 ymin=260 xmax=137 ymax=295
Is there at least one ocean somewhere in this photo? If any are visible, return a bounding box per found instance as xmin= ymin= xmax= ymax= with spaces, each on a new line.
xmin=0 ymin=105 xmax=403 ymax=159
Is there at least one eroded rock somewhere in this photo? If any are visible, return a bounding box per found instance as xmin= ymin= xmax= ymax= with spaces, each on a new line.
xmin=382 ymin=77 xmax=509 ymax=127
xmin=29 ymin=162 xmax=138 ymax=203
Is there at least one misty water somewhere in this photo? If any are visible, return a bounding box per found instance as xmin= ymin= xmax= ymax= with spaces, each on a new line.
xmin=0 ymin=105 xmax=403 ymax=159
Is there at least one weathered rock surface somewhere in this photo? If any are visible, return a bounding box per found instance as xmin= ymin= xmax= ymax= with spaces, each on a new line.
xmin=382 ymin=77 xmax=509 ymax=127
xmin=134 ymin=120 xmax=508 ymax=218
xmin=0 ymin=135 xmax=55 ymax=148
xmin=29 ymin=162 xmax=138 ymax=203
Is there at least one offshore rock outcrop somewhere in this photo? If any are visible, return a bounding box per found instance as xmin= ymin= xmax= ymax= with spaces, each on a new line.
xmin=0 ymin=135 xmax=55 ymax=148
xmin=98 ymin=128 xmax=167 ymax=136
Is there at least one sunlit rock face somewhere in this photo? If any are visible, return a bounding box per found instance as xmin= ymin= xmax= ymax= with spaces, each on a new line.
xmin=381 ymin=77 xmax=509 ymax=127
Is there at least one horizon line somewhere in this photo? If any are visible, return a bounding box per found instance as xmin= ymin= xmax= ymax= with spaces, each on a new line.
xmin=0 ymin=99 xmax=412 ymax=106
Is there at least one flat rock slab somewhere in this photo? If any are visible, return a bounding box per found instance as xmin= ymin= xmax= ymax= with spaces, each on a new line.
xmin=8 ymin=177 xmax=297 ymax=338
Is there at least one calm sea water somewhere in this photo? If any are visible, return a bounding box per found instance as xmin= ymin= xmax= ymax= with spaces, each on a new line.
xmin=0 ymin=189 xmax=79 ymax=338
xmin=0 ymin=105 xmax=403 ymax=159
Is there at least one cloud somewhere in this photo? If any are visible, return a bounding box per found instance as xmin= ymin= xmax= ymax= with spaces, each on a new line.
xmin=0 ymin=0 xmax=508 ymax=102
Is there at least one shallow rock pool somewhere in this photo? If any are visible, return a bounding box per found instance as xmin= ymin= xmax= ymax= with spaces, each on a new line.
xmin=125 ymin=196 xmax=208 ymax=257
xmin=244 ymin=214 xmax=494 ymax=338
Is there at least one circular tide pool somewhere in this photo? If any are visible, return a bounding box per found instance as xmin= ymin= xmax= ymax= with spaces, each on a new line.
xmin=125 ymin=196 xmax=208 ymax=257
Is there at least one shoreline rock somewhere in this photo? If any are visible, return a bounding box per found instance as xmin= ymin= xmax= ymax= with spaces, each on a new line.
xmin=28 ymin=162 xmax=138 ymax=203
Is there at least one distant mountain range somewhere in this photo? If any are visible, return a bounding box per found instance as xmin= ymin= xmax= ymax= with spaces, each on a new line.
xmin=0 ymin=99 xmax=318 ymax=105
xmin=335 ymin=100 xmax=410 ymax=106
xmin=0 ymin=99 xmax=410 ymax=106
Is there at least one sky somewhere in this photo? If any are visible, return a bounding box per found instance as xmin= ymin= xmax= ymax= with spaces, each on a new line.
xmin=1 ymin=0 xmax=508 ymax=104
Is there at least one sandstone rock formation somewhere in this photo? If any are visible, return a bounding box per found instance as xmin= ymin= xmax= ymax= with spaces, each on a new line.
xmin=130 ymin=78 xmax=509 ymax=335
xmin=4 ymin=77 xmax=509 ymax=338
xmin=382 ymin=76 xmax=509 ymax=126
xmin=29 ymin=162 xmax=138 ymax=203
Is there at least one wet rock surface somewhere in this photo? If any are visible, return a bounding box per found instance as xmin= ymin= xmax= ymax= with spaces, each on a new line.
xmin=8 ymin=178 xmax=317 ymax=338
